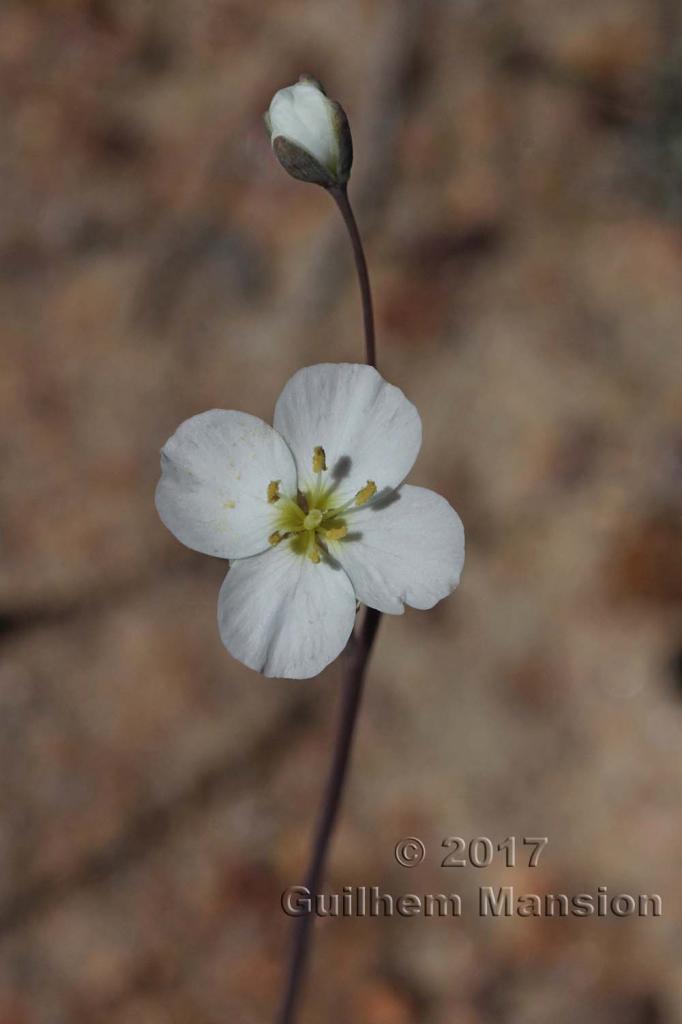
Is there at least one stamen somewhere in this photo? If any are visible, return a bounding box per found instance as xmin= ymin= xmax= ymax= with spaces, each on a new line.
xmin=324 ymin=524 xmax=347 ymax=541
xmin=269 ymin=530 xmax=283 ymax=546
xmin=312 ymin=446 xmax=327 ymax=473
xmin=303 ymin=509 xmax=323 ymax=531
xmin=354 ymin=480 xmax=377 ymax=506
xmin=308 ymin=540 xmax=321 ymax=564
xmin=267 ymin=480 xmax=281 ymax=503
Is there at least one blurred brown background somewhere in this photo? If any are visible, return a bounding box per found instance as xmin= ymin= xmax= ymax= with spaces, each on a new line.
xmin=1 ymin=1 xmax=681 ymax=1022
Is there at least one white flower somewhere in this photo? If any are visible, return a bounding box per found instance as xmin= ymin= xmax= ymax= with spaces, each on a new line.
xmin=156 ymin=364 xmax=464 ymax=679
xmin=265 ymin=76 xmax=352 ymax=187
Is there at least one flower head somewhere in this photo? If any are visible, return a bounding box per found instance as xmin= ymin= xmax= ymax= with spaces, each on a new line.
xmin=156 ymin=364 xmax=464 ymax=679
xmin=265 ymin=75 xmax=352 ymax=187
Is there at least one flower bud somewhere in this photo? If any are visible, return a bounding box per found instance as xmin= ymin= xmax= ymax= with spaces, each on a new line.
xmin=264 ymin=75 xmax=353 ymax=188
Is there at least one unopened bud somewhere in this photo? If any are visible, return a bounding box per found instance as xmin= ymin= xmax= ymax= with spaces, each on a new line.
xmin=264 ymin=75 xmax=353 ymax=188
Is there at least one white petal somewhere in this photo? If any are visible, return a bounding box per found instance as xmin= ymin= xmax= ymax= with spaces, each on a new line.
xmin=218 ymin=542 xmax=357 ymax=679
xmin=273 ymin=364 xmax=422 ymax=503
xmin=331 ymin=485 xmax=465 ymax=614
xmin=268 ymin=81 xmax=338 ymax=171
xmin=156 ymin=410 xmax=297 ymax=560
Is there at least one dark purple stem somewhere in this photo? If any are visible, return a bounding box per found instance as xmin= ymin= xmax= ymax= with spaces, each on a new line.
xmin=275 ymin=608 xmax=381 ymax=1024
xmin=274 ymin=185 xmax=381 ymax=1024
xmin=329 ymin=185 xmax=377 ymax=368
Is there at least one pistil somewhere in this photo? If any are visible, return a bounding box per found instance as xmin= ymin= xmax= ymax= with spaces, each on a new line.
xmin=303 ymin=509 xmax=323 ymax=531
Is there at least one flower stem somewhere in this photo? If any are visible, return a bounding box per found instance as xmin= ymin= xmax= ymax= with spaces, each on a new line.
xmin=274 ymin=187 xmax=381 ymax=1024
xmin=329 ymin=186 xmax=377 ymax=368
xmin=275 ymin=607 xmax=381 ymax=1024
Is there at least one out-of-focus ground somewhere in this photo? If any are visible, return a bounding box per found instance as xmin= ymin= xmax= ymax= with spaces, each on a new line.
xmin=1 ymin=1 xmax=681 ymax=1021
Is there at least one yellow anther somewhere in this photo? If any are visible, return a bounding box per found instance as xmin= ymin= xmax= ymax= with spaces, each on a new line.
xmin=303 ymin=509 xmax=323 ymax=531
xmin=308 ymin=544 xmax=321 ymax=564
xmin=267 ymin=480 xmax=281 ymax=503
xmin=269 ymin=531 xmax=283 ymax=546
xmin=324 ymin=524 xmax=347 ymax=541
xmin=312 ymin=446 xmax=327 ymax=473
xmin=354 ymin=480 xmax=377 ymax=506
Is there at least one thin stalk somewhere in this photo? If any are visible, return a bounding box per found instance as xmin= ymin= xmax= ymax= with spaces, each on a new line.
xmin=275 ymin=608 xmax=381 ymax=1024
xmin=329 ymin=186 xmax=377 ymax=368
xmin=274 ymin=185 xmax=381 ymax=1024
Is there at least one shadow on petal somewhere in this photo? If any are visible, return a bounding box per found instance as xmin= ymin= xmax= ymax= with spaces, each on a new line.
xmin=370 ymin=488 xmax=401 ymax=511
xmin=331 ymin=454 xmax=352 ymax=482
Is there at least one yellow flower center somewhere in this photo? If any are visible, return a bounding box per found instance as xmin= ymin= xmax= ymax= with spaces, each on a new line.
xmin=267 ymin=445 xmax=376 ymax=563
